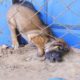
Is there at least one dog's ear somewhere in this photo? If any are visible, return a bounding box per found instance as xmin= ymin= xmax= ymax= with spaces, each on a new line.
xmin=63 ymin=44 xmax=70 ymax=52
xmin=57 ymin=40 xmax=70 ymax=53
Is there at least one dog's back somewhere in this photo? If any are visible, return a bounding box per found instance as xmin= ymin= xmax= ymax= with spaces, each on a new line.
xmin=8 ymin=4 xmax=43 ymax=32
xmin=7 ymin=1 xmax=50 ymax=54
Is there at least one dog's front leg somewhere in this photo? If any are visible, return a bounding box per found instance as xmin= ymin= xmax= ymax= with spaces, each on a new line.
xmin=31 ymin=36 xmax=45 ymax=57
xmin=37 ymin=45 xmax=44 ymax=57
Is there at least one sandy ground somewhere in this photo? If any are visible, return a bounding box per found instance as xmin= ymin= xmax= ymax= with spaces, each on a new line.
xmin=0 ymin=45 xmax=80 ymax=80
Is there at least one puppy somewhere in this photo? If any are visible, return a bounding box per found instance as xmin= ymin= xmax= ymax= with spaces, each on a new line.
xmin=7 ymin=1 xmax=69 ymax=59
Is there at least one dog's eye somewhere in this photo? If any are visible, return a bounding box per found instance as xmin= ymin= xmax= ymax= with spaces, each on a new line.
xmin=58 ymin=46 xmax=63 ymax=50
xmin=52 ymin=46 xmax=59 ymax=50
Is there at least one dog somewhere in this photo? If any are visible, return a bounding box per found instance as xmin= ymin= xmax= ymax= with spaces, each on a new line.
xmin=7 ymin=0 xmax=69 ymax=61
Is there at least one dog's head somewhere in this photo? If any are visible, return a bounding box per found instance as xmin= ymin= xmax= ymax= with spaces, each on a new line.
xmin=44 ymin=39 xmax=69 ymax=62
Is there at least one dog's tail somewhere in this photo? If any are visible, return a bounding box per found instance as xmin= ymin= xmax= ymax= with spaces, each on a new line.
xmin=12 ymin=0 xmax=37 ymax=12
xmin=12 ymin=0 xmax=23 ymax=4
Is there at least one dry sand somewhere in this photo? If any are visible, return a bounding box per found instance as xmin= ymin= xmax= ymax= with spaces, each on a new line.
xmin=0 ymin=45 xmax=80 ymax=80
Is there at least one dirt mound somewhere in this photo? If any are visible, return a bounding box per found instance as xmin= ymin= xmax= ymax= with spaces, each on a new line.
xmin=0 ymin=45 xmax=80 ymax=80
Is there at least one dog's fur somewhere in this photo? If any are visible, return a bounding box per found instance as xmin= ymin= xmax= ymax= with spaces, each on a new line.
xmin=7 ymin=1 xmax=69 ymax=60
xmin=7 ymin=1 xmax=50 ymax=56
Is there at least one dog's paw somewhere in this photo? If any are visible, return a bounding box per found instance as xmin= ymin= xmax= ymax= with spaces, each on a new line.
xmin=12 ymin=42 xmax=19 ymax=49
xmin=12 ymin=45 xmax=19 ymax=49
xmin=37 ymin=48 xmax=44 ymax=57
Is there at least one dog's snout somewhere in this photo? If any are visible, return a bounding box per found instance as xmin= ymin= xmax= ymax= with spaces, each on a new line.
xmin=45 ymin=51 xmax=63 ymax=62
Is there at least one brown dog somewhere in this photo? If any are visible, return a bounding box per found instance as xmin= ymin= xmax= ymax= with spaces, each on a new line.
xmin=7 ymin=2 xmax=50 ymax=56
xmin=7 ymin=1 xmax=69 ymax=59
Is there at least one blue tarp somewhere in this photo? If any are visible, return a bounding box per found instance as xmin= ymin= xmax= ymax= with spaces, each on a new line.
xmin=0 ymin=0 xmax=12 ymax=47
xmin=0 ymin=0 xmax=80 ymax=48
xmin=32 ymin=0 xmax=80 ymax=48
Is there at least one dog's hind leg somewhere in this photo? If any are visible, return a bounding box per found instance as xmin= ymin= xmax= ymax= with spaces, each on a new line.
xmin=8 ymin=19 xmax=19 ymax=49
